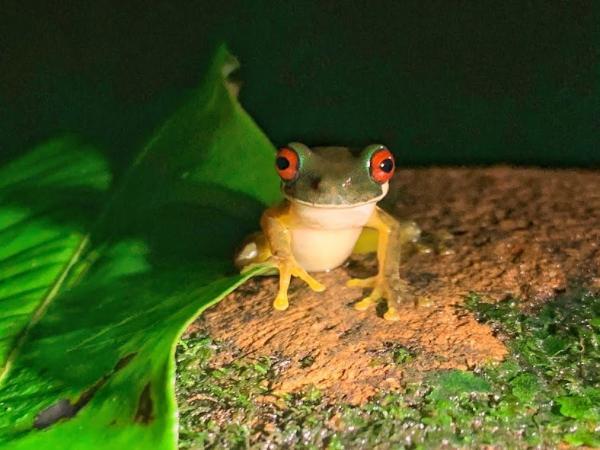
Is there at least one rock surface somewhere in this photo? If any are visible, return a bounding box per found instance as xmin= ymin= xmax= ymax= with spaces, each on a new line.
xmin=188 ymin=167 xmax=600 ymax=404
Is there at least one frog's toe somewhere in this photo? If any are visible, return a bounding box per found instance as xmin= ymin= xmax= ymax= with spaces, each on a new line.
xmin=311 ymin=280 xmax=326 ymax=292
xmin=347 ymin=276 xmax=377 ymax=288
xmin=273 ymin=294 xmax=289 ymax=311
xmin=303 ymin=274 xmax=326 ymax=292
xmin=291 ymin=266 xmax=326 ymax=292
xmin=383 ymin=307 xmax=400 ymax=321
xmin=414 ymin=242 xmax=434 ymax=255
xmin=353 ymin=287 xmax=381 ymax=311
xmin=404 ymin=221 xmax=421 ymax=243
xmin=353 ymin=298 xmax=373 ymax=311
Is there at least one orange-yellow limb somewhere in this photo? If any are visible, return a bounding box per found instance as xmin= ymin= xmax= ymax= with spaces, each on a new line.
xmin=238 ymin=201 xmax=325 ymax=311
xmin=347 ymin=207 xmax=419 ymax=320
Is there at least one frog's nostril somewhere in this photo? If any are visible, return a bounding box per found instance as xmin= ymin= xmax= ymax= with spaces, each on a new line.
xmin=310 ymin=177 xmax=322 ymax=191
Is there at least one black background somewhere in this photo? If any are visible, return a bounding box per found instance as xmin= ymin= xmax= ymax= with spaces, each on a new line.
xmin=2 ymin=1 xmax=598 ymax=173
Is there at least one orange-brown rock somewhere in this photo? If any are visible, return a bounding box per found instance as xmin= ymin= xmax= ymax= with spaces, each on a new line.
xmin=189 ymin=167 xmax=600 ymax=404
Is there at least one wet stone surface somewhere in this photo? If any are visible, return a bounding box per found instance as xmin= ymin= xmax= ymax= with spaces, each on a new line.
xmin=187 ymin=167 xmax=600 ymax=404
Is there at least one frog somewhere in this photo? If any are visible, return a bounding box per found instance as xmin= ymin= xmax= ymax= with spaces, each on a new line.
xmin=235 ymin=142 xmax=420 ymax=321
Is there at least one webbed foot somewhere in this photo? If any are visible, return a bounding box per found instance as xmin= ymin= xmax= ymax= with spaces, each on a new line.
xmin=259 ymin=256 xmax=325 ymax=311
xmin=416 ymin=229 xmax=454 ymax=255
xmin=347 ymin=275 xmax=406 ymax=321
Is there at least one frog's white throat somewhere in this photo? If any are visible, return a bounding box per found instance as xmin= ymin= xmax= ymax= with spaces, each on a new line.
xmin=287 ymin=183 xmax=388 ymax=272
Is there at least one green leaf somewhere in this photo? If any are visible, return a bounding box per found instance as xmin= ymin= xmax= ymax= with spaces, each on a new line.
xmin=0 ymin=45 xmax=280 ymax=449
xmin=0 ymin=138 xmax=110 ymax=370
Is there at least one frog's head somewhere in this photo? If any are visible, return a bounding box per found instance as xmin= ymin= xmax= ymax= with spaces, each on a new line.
xmin=274 ymin=142 xmax=395 ymax=207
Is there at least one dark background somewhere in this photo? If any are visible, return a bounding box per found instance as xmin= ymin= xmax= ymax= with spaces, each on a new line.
xmin=2 ymin=1 xmax=598 ymax=173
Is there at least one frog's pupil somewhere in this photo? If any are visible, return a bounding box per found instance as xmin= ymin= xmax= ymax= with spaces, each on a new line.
xmin=380 ymin=158 xmax=393 ymax=173
xmin=276 ymin=156 xmax=290 ymax=170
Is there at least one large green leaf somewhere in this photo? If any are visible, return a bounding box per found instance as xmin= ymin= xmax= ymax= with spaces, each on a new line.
xmin=0 ymin=46 xmax=280 ymax=449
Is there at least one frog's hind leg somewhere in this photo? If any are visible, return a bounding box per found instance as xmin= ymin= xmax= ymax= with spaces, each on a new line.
xmin=348 ymin=229 xmax=382 ymax=311
xmin=234 ymin=229 xmax=324 ymax=311
xmin=348 ymin=211 xmax=420 ymax=321
xmin=235 ymin=233 xmax=291 ymax=310
xmin=234 ymin=231 xmax=272 ymax=271
xmin=352 ymin=221 xmax=420 ymax=256
xmin=352 ymin=228 xmax=379 ymax=254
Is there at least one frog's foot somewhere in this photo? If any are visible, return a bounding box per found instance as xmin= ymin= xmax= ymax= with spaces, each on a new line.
xmin=347 ymin=276 xmax=380 ymax=310
xmin=353 ymin=286 xmax=381 ymax=311
xmin=268 ymin=256 xmax=325 ymax=311
xmin=287 ymin=263 xmax=326 ymax=292
xmin=399 ymin=220 xmax=421 ymax=244
xmin=235 ymin=231 xmax=271 ymax=269
xmin=383 ymin=306 xmax=400 ymax=321
xmin=349 ymin=275 xmax=406 ymax=321
xmin=245 ymin=257 xmax=325 ymax=291
xmin=346 ymin=276 xmax=377 ymax=288
xmin=273 ymin=291 xmax=289 ymax=311
xmin=417 ymin=229 xmax=455 ymax=256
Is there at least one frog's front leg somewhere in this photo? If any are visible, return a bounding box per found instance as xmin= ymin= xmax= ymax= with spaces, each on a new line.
xmin=258 ymin=202 xmax=325 ymax=310
xmin=347 ymin=207 xmax=420 ymax=321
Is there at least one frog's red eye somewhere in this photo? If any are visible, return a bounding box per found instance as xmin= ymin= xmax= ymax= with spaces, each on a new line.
xmin=369 ymin=148 xmax=395 ymax=184
xmin=275 ymin=147 xmax=299 ymax=181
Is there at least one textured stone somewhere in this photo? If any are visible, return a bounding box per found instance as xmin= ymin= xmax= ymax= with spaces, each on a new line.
xmin=188 ymin=167 xmax=600 ymax=404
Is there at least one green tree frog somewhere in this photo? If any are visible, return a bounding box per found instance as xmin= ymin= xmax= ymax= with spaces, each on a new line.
xmin=235 ymin=143 xmax=420 ymax=321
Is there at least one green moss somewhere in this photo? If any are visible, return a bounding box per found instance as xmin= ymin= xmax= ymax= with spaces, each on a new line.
xmin=392 ymin=346 xmax=415 ymax=365
xmin=176 ymin=292 xmax=600 ymax=448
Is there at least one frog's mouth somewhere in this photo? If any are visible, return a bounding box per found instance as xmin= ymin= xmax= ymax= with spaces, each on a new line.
xmin=283 ymin=182 xmax=389 ymax=209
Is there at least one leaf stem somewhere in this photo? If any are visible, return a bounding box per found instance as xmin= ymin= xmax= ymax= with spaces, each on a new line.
xmin=0 ymin=235 xmax=90 ymax=385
